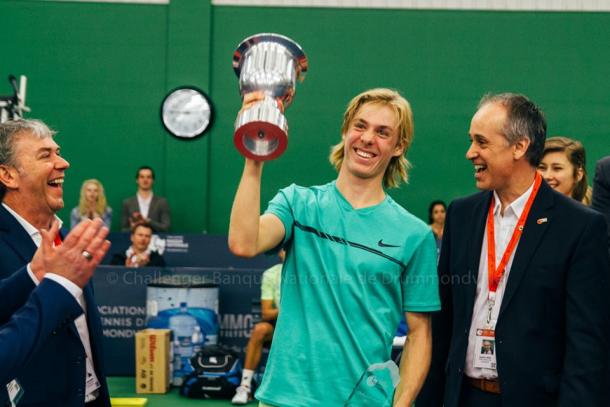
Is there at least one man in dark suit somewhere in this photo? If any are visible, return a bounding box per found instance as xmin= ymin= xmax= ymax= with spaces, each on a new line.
xmin=418 ymin=94 xmax=610 ymax=407
xmin=0 ymin=119 xmax=112 ymax=407
xmin=1 ymin=219 xmax=110 ymax=386
xmin=120 ymin=166 xmax=171 ymax=232
xmin=592 ymin=156 xmax=610 ymax=254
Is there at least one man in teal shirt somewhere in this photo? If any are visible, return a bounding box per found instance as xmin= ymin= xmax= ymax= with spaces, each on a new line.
xmin=229 ymin=88 xmax=440 ymax=406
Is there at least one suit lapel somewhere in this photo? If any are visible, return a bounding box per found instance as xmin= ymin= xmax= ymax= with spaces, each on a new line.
xmin=0 ymin=204 xmax=37 ymax=263
xmin=499 ymin=182 xmax=554 ymax=316
xmin=465 ymin=192 xmax=493 ymax=306
xmin=131 ymin=196 xmax=140 ymax=214
xmin=148 ymin=195 xmax=157 ymax=218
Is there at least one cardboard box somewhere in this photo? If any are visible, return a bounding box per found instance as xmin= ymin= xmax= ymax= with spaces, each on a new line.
xmin=135 ymin=329 xmax=171 ymax=394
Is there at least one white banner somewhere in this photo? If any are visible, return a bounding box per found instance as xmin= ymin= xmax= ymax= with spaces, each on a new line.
xmin=211 ymin=0 xmax=610 ymax=12
xmin=43 ymin=0 xmax=168 ymax=4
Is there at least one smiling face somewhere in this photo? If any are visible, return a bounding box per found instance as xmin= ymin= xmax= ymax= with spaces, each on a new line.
xmin=466 ymin=102 xmax=524 ymax=193
xmin=340 ymin=103 xmax=404 ymax=185
xmin=538 ymin=151 xmax=581 ymax=198
xmin=7 ymin=132 xmax=70 ymax=218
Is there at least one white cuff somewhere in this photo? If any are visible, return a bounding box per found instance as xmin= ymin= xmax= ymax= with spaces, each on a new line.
xmin=27 ymin=263 xmax=40 ymax=286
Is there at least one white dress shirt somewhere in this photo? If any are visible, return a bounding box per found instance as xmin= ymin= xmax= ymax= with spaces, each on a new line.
xmin=2 ymin=203 xmax=100 ymax=402
xmin=464 ymin=180 xmax=535 ymax=379
xmin=137 ymin=192 xmax=153 ymax=219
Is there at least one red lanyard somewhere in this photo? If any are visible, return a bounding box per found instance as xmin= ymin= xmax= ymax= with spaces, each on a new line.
xmin=487 ymin=172 xmax=542 ymax=299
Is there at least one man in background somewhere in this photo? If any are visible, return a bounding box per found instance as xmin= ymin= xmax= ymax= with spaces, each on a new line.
xmin=111 ymin=222 xmax=165 ymax=268
xmin=121 ymin=165 xmax=171 ymax=232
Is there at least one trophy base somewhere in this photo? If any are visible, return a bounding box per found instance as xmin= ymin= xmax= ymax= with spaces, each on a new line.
xmin=234 ymin=120 xmax=287 ymax=161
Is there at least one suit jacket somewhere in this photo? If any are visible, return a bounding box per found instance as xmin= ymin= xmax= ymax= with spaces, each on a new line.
xmin=0 ymin=204 xmax=111 ymax=407
xmin=0 ymin=277 xmax=82 ymax=386
xmin=120 ymin=195 xmax=171 ymax=232
xmin=418 ymin=181 xmax=610 ymax=407
xmin=592 ymin=156 xmax=610 ymax=254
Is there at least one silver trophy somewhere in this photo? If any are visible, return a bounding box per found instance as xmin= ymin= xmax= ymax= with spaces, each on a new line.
xmin=233 ymin=33 xmax=308 ymax=160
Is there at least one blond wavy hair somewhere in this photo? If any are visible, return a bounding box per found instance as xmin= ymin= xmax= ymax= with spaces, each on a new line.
xmin=329 ymin=88 xmax=414 ymax=188
xmin=78 ymin=179 xmax=108 ymax=216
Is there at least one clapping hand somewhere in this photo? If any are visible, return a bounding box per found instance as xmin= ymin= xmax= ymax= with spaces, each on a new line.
xmin=30 ymin=219 xmax=111 ymax=288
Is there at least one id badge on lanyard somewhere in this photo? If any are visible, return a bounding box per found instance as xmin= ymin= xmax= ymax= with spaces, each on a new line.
xmin=474 ymin=328 xmax=497 ymax=369
xmin=474 ymin=295 xmax=498 ymax=370
xmin=85 ymin=356 xmax=101 ymax=397
xmin=473 ymin=173 xmax=542 ymax=370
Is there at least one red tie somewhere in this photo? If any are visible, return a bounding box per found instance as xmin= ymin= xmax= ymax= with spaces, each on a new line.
xmin=54 ymin=233 xmax=62 ymax=246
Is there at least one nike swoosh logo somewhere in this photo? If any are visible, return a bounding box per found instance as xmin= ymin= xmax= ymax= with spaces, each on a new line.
xmin=378 ymin=240 xmax=400 ymax=248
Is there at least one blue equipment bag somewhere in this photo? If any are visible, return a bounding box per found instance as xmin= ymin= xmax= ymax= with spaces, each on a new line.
xmin=180 ymin=345 xmax=242 ymax=399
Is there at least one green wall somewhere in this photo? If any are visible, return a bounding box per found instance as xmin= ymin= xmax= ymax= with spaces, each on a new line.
xmin=1 ymin=1 xmax=609 ymax=233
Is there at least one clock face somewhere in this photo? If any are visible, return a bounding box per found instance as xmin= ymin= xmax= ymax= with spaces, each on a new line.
xmin=161 ymin=87 xmax=213 ymax=139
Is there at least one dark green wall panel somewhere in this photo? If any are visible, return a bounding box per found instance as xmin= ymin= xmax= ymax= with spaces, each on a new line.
xmin=1 ymin=2 xmax=609 ymax=233
xmin=164 ymin=0 xmax=212 ymax=232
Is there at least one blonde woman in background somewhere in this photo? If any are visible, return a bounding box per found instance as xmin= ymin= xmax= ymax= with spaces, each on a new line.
xmin=538 ymin=136 xmax=592 ymax=205
xmin=70 ymin=178 xmax=113 ymax=229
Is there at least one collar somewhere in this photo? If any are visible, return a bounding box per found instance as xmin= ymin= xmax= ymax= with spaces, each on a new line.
xmin=137 ymin=192 xmax=153 ymax=200
xmin=2 ymin=203 xmax=63 ymax=243
xmin=492 ymin=179 xmax=536 ymax=219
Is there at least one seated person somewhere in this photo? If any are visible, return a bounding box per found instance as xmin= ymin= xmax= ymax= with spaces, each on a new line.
xmin=111 ymin=223 xmax=165 ymax=268
xmin=232 ymin=250 xmax=284 ymax=405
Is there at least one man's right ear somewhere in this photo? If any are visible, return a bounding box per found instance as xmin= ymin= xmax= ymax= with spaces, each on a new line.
xmin=0 ymin=165 xmax=19 ymax=190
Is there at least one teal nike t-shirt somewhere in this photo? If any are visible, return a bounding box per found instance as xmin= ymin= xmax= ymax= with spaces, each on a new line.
xmin=255 ymin=181 xmax=440 ymax=407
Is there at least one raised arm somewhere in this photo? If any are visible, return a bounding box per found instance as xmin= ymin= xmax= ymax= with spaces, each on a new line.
xmin=228 ymin=159 xmax=285 ymax=257
xmin=228 ymin=91 xmax=286 ymax=257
